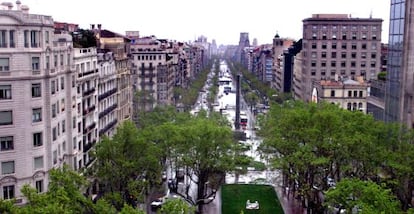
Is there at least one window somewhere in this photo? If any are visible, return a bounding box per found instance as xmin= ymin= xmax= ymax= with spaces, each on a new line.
xmin=351 ymin=43 xmax=357 ymax=50
xmin=62 ymin=141 xmax=66 ymax=152
xmin=0 ymin=136 xmax=13 ymax=151
xmin=330 ymin=90 xmax=335 ymax=97
xmin=30 ymin=30 xmax=38 ymax=47
xmin=0 ymin=58 xmax=9 ymax=71
xmin=361 ymin=52 xmax=367 ymax=59
xmin=352 ymin=33 xmax=357 ymax=40
xmin=72 ymin=116 xmax=76 ymax=129
xmin=51 ymin=80 xmax=55 ymax=95
xmin=351 ymin=61 xmax=356 ymax=67
xmin=60 ymin=54 xmax=64 ymax=66
xmin=321 ymin=52 xmax=327 ymax=58
xmin=332 ymin=33 xmax=337 ymax=40
xmin=1 ymin=161 xmax=14 ymax=174
xmin=351 ymin=53 xmax=356 ymax=58
xmin=322 ymin=33 xmax=327 ymax=40
xmin=341 ymin=52 xmax=346 ymax=58
xmin=9 ymin=30 xmax=14 ymax=48
xmin=52 ymin=103 xmax=56 ymax=118
xmin=311 ymin=70 xmax=316 ymax=76
xmin=24 ymin=30 xmax=29 ymax=47
xmin=354 ymin=91 xmax=358 ymax=97
xmin=31 ymin=83 xmax=41 ymax=97
xmin=331 ymin=61 xmax=336 ymax=67
xmin=371 ymin=61 xmax=376 ymax=68
xmin=311 ymin=61 xmax=316 ymax=67
xmin=372 ymin=43 xmax=377 ymax=50
xmin=0 ymin=85 xmax=11 ymax=99
xmin=53 ymin=150 xmax=57 ymax=165
xmin=32 ymin=57 xmax=40 ymax=70
xmin=321 ymin=61 xmax=327 ymax=67
xmin=36 ymin=180 xmax=43 ymax=193
xmin=331 ymin=52 xmax=337 ymax=58
xmin=348 ymin=91 xmax=352 ymax=97
xmin=359 ymin=91 xmax=363 ymax=97
xmin=32 ymin=108 xmax=42 ymax=122
xmin=60 ymin=77 xmax=64 ymax=90
xmin=362 ymin=33 xmax=367 ymax=40
xmin=371 ymin=53 xmax=377 ymax=59
xmin=54 ymin=55 xmax=57 ymax=67
xmin=341 ymin=43 xmax=347 ymax=49
xmin=33 ymin=132 xmax=42 ymax=147
xmin=311 ymin=43 xmax=317 ymax=49
xmin=332 ymin=43 xmax=337 ymax=49
xmin=311 ymin=52 xmax=316 ymax=58
xmin=34 ymin=156 xmax=43 ymax=170
xmin=342 ymin=33 xmax=347 ymax=40
xmin=0 ymin=111 xmax=12 ymax=125
xmin=3 ymin=185 xmax=14 ymax=199
xmin=62 ymin=120 xmax=66 ymax=133
xmin=71 ymin=75 xmax=75 ymax=88
xmin=341 ymin=61 xmax=346 ymax=67
xmin=45 ymin=31 xmax=49 ymax=44
xmin=52 ymin=127 xmax=57 ymax=141
xmin=322 ymin=43 xmax=327 ymax=49
xmin=347 ymin=103 xmax=352 ymax=110
xmin=0 ymin=30 xmax=6 ymax=47
xmin=361 ymin=43 xmax=367 ymax=49
xmin=372 ymin=34 xmax=377 ymax=40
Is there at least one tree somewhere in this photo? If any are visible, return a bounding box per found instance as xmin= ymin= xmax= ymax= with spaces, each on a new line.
xmin=171 ymin=112 xmax=235 ymax=213
xmin=0 ymin=165 xmax=144 ymax=214
xmin=158 ymin=198 xmax=195 ymax=214
xmin=324 ymin=178 xmax=401 ymax=214
xmin=91 ymin=120 xmax=162 ymax=210
xmin=244 ymin=91 xmax=259 ymax=112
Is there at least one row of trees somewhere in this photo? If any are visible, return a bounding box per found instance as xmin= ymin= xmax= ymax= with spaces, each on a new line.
xmin=93 ymin=106 xmax=248 ymax=213
xmin=258 ymin=100 xmax=414 ymax=213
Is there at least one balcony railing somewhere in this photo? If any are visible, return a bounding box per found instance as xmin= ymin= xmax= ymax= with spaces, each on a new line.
xmin=83 ymin=139 xmax=97 ymax=152
xmin=78 ymin=68 xmax=98 ymax=78
xmin=98 ymin=103 xmax=118 ymax=119
xmin=83 ymin=122 xmax=96 ymax=134
xmin=83 ymin=87 xmax=96 ymax=96
xmin=98 ymin=88 xmax=117 ymax=101
xmin=83 ymin=105 xmax=96 ymax=115
xmin=99 ymin=119 xmax=118 ymax=136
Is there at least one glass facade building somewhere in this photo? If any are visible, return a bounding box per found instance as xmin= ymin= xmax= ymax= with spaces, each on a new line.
xmin=384 ymin=0 xmax=406 ymax=123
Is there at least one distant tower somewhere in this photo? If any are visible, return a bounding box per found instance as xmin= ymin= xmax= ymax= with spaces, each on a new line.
xmin=238 ymin=32 xmax=250 ymax=64
xmin=253 ymin=38 xmax=258 ymax=46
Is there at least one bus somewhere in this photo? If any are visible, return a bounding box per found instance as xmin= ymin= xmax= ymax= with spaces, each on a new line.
xmin=240 ymin=114 xmax=248 ymax=129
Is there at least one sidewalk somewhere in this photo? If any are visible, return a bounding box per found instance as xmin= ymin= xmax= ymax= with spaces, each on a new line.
xmin=274 ymin=185 xmax=305 ymax=214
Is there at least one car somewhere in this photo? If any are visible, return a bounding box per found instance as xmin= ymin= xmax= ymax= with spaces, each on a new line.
xmin=150 ymin=197 xmax=165 ymax=210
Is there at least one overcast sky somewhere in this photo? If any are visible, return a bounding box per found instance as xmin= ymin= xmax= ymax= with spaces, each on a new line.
xmin=28 ymin=0 xmax=390 ymax=45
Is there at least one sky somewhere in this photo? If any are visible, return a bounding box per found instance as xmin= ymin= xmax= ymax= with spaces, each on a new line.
xmin=27 ymin=0 xmax=390 ymax=46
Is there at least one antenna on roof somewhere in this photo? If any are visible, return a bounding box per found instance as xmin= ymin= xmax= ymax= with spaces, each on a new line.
xmin=369 ymin=9 xmax=373 ymax=18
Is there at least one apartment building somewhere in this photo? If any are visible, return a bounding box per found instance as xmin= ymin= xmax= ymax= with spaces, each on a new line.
xmin=97 ymin=28 xmax=132 ymax=124
xmin=300 ymin=14 xmax=382 ymax=102
xmin=0 ymin=5 xmax=75 ymax=202
xmin=72 ymin=47 xmax=99 ymax=171
xmin=97 ymin=52 xmax=117 ymax=138
xmin=130 ymin=36 xmax=177 ymax=111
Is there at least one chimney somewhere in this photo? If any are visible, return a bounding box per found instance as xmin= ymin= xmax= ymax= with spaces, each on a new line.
xmin=91 ymin=24 xmax=95 ymax=30
xmin=20 ymin=5 xmax=29 ymax=13
xmin=97 ymin=24 xmax=101 ymax=30
xmin=15 ymin=0 xmax=20 ymax=10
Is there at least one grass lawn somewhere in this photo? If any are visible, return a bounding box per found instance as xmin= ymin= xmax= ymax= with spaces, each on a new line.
xmin=221 ymin=184 xmax=284 ymax=214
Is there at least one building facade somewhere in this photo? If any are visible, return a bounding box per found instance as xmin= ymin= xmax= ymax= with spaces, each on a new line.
xmin=312 ymin=77 xmax=369 ymax=112
xmin=0 ymin=6 xmax=75 ymax=202
xmin=300 ymin=14 xmax=382 ymax=102
xmin=384 ymin=0 xmax=414 ymax=127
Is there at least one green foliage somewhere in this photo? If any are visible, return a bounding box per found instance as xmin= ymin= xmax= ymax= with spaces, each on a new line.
xmin=72 ymin=29 xmax=96 ymax=48
xmin=324 ymin=178 xmax=401 ymax=214
xmin=92 ymin=120 xmax=162 ymax=209
xmin=158 ymin=198 xmax=195 ymax=214
xmin=378 ymin=71 xmax=387 ymax=81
